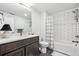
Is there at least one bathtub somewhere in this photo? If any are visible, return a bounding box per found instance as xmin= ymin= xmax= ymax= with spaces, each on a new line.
xmin=54 ymin=41 xmax=79 ymax=56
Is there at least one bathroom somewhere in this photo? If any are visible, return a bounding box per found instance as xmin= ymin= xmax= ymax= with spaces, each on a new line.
xmin=0 ymin=2 xmax=79 ymax=56
xmin=32 ymin=3 xmax=79 ymax=56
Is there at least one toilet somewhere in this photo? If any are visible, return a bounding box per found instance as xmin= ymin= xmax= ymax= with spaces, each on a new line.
xmin=39 ymin=41 xmax=49 ymax=53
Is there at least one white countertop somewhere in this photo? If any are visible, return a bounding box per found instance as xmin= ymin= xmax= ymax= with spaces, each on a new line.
xmin=0 ymin=35 xmax=39 ymax=44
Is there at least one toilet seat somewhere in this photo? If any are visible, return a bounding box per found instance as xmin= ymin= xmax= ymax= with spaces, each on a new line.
xmin=40 ymin=41 xmax=49 ymax=47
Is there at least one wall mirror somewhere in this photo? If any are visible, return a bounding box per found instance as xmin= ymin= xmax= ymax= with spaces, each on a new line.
xmin=0 ymin=3 xmax=32 ymax=33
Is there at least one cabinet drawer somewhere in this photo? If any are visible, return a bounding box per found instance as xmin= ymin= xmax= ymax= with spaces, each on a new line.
xmin=23 ymin=36 xmax=39 ymax=46
xmin=4 ymin=48 xmax=24 ymax=56
xmin=0 ymin=42 xmax=17 ymax=55
xmin=29 ymin=36 xmax=39 ymax=44
xmin=0 ymin=40 xmax=24 ymax=55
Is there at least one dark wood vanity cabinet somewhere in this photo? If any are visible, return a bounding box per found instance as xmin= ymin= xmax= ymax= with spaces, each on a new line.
xmin=26 ymin=42 xmax=39 ymax=56
xmin=0 ymin=36 xmax=39 ymax=56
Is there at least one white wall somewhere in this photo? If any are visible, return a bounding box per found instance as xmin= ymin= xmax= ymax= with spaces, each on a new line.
xmin=31 ymin=10 xmax=50 ymax=41
xmin=40 ymin=12 xmax=48 ymax=41
xmin=31 ymin=9 xmax=41 ymax=36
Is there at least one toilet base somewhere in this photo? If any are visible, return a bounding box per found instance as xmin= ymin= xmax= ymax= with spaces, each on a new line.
xmin=41 ymin=48 xmax=47 ymax=53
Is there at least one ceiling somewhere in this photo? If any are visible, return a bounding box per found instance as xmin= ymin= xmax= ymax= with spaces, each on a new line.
xmin=0 ymin=3 xmax=31 ymax=19
xmin=0 ymin=3 xmax=78 ymax=18
xmin=32 ymin=3 xmax=78 ymax=14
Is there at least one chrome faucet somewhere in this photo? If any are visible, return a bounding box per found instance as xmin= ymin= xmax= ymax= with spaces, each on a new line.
xmin=72 ymin=40 xmax=79 ymax=43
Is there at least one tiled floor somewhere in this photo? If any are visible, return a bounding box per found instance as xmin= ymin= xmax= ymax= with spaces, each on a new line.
xmin=51 ymin=51 xmax=67 ymax=56
xmin=39 ymin=48 xmax=68 ymax=56
xmin=39 ymin=48 xmax=53 ymax=56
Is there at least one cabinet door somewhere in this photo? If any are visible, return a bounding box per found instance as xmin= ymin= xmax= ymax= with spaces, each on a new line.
xmin=26 ymin=42 xmax=39 ymax=56
xmin=4 ymin=48 xmax=24 ymax=56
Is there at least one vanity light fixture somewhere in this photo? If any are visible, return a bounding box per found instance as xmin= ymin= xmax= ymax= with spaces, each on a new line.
xmin=21 ymin=3 xmax=34 ymax=8
xmin=17 ymin=3 xmax=34 ymax=11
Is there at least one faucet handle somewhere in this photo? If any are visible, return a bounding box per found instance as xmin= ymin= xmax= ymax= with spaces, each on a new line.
xmin=72 ymin=40 xmax=78 ymax=43
xmin=75 ymin=35 xmax=79 ymax=38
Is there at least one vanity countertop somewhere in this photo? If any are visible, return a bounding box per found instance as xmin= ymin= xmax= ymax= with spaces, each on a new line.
xmin=0 ymin=35 xmax=39 ymax=45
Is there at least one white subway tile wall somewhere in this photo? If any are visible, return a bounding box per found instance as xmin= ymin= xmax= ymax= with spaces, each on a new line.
xmin=53 ymin=8 xmax=77 ymax=42
xmin=45 ymin=8 xmax=79 ymax=49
